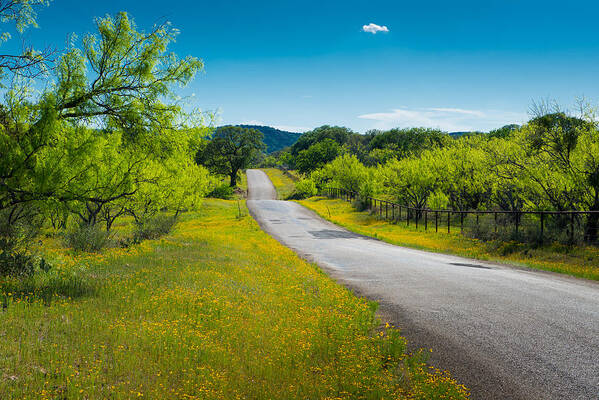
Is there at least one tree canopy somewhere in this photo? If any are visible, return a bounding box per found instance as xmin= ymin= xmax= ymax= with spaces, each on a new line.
xmin=196 ymin=126 xmax=265 ymax=187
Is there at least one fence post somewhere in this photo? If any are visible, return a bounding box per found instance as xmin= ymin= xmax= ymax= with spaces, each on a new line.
xmin=416 ymin=209 xmax=419 ymax=230
xmin=425 ymin=210 xmax=428 ymax=231
xmin=494 ymin=212 xmax=498 ymax=233
xmin=515 ymin=212 xmax=519 ymax=236
xmin=448 ymin=211 xmax=451 ymax=233
xmin=392 ymin=204 xmax=395 ymax=221
xmin=385 ymin=202 xmax=388 ymax=219
xmin=460 ymin=212 xmax=464 ymax=234
xmin=540 ymin=212 xmax=545 ymax=245
xmin=570 ymin=212 xmax=575 ymax=244
xmin=435 ymin=211 xmax=438 ymax=232
xmin=407 ymin=208 xmax=410 ymax=226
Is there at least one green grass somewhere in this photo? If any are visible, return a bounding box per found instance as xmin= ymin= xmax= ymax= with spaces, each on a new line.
xmin=0 ymin=199 xmax=468 ymax=399
xmin=299 ymin=197 xmax=599 ymax=281
xmin=262 ymin=168 xmax=297 ymax=199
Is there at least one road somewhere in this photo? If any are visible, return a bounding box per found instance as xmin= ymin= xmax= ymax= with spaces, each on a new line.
xmin=245 ymin=169 xmax=599 ymax=400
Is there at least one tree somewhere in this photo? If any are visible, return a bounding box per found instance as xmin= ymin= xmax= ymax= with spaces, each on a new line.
xmin=0 ymin=11 xmax=205 ymax=217
xmin=366 ymin=127 xmax=448 ymax=159
xmin=295 ymin=138 xmax=340 ymax=175
xmin=197 ymin=126 xmax=265 ymax=187
xmin=290 ymin=125 xmax=354 ymax=156
xmin=0 ymin=0 xmax=54 ymax=79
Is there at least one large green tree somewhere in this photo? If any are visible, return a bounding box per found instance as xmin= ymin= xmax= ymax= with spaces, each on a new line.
xmin=197 ymin=126 xmax=265 ymax=187
xmin=0 ymin=12 xmax=204 ymax=218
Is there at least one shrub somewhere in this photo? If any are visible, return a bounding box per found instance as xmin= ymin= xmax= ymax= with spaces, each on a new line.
xmin=0 ymin=251 xmax=36 ymax=277
xmin=0 ymin=208 xmax=43 ymax=276
xmin=133 ymin=215 xmax=177 ymax=242
xmin=64 ymin=224 xmax=111 ymax=252
xmin=292 ymin=178 xmax=318 ymax=199
xmin=207 ymin=184 xmax=235 ymax=199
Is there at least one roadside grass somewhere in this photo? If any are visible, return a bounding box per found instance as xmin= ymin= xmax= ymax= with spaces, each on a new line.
xmin=299 ymin=197 xmax=599 ymax=281
xmin=262 ymin=168 xmax=297 ymax=199
xmin=0 ymin=199 xmax=468 ymax=399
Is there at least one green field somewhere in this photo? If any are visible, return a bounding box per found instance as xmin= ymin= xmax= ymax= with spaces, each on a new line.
xmin=0 ymin=199 xmax=468 ymax=399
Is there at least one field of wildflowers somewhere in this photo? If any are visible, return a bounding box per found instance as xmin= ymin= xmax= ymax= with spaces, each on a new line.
xmin=300 ymin=197 xmax=599 ymax=281
xmin=0 ymin=199 xmax=468 ymax=399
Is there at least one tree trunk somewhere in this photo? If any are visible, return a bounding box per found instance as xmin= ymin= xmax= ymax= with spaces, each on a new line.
xmin=229 ymin=170 xmax=238 ymax=187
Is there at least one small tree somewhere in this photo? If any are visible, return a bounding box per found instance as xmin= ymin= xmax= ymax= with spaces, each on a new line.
xmin=197 ymin=126 xmax=265 ymax=187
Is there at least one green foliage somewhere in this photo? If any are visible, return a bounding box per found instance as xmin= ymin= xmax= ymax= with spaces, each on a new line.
xmin=0 ymin=10 xmax=212 ymax=255
xmin=64 ymin=224 xmax=111 ymax=252
xmin=292 ymin=178 xmax=318 ymax=199
xmin=306 ymin=105 xmax=599 ymax=244
xmin=207 ymin=184 xmax=235 ymax=199
xmin=295 ymin=138 xmax=340 ymax=175
xmin=133 ymin=215 xmax=177 ymax=242
xmin=488 ymin=124 xmax=520 ymax=139
xmin=290 ymin=125 xmax=355 ymax=155
xmin=197 ymin=126 xmax=265 ymax=186
xmin=367 ymin=127 xmax=448 ymax=158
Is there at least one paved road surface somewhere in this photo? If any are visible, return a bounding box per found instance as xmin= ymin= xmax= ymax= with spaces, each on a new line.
xmin=246 ymin=169 xmax=599 ymax=400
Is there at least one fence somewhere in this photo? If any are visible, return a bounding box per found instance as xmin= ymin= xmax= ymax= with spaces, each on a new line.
xmin=323 ymin=187 xmax=599 ymax=246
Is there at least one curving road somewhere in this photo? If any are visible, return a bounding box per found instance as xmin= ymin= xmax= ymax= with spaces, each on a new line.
xmin=246 ymin=169 xmax=599 ymax=400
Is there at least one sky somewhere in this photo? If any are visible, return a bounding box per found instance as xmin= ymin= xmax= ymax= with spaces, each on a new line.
xmin=18 ymin=0 xmax=599 ymax=133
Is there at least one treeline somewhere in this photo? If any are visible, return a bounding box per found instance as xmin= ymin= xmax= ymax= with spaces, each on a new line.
xmin=0 ymin=7 xmax=216 ymax=275
xmin=274 ymin=109 xmax=599 ymax=243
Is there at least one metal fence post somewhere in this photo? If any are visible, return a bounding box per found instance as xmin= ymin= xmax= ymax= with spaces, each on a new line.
xmin=425 ymin=210 xmax=428 ymax=231
xmin=540 ymin=212 xmax=545 ymax=244
xmin=571 ymin=212 xmax=575 ymax=244
xmin=460 ymin=212 xmax=464 ymax=234
xmin=494 ymin=212 xmax=498 ymax=233
xmin=416 ymin=209 xmax=419 ymax=230
xmin=448 ymin=211 xmax=451 ymax=234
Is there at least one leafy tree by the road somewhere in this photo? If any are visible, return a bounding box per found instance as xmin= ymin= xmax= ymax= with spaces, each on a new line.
xmin=295 ymin=138 xmax=340 ymax=175
xmin=290 ymin=125 xmax=354 ymax=155
xmin=197 ymin=126 xmax=265 ymax=187
xmin=0 ymin=9 xmax=211 ymax=267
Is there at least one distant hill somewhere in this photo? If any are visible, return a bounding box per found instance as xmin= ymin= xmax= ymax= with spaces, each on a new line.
xmin=238 ymin=125 xmax=303 ymax=153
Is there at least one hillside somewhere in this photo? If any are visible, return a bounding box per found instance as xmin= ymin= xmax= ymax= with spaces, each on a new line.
xmin=238 ymin=125 xmax=303 ymax=153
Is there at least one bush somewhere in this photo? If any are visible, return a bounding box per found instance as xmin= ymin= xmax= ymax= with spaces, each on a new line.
xmin=0 ymin=251 xmax=36 ymax=277
xmin=64 ymin=224 xmax=111 ymax=252
xmin=133 ymin=215 xmax=177 ymax=242
xmin=0 ymin=208 xmax=43 ymax=276
xmin=207 ymin=184 xmax=235 ymax=199
xmin=292 ymin=178 xmax=318 ymax=199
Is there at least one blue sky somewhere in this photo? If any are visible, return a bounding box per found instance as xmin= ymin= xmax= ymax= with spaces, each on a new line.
xmin=20 ymin=0 xmax=599 ymax=132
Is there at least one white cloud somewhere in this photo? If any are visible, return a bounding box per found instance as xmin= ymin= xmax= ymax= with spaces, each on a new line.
xmin=362 ymin=23 xmax=389 ymax=34
xmin=358 ymin=107 xmax=527 ymax=132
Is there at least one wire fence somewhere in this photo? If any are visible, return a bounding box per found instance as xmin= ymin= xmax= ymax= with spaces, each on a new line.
xmin=323 ymin=187 xmax=599 ymax=246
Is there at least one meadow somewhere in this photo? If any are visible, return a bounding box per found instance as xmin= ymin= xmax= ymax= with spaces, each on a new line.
xmin=0 ymin=199 xmax=468 ymax=399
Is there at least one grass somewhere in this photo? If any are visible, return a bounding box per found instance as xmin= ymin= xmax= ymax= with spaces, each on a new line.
xmin=0 ymin=199 xmax=468 ymax=399
xmin=299 ymin=197 xmax=599 ymax=281
xmin=262 ymin=168 xmax=297 ymax=199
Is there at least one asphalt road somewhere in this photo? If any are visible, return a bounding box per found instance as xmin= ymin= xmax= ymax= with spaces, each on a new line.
xmin=245 ymin=169 xmax=599 ymax=400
